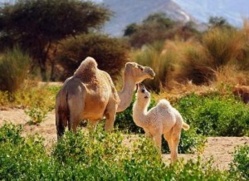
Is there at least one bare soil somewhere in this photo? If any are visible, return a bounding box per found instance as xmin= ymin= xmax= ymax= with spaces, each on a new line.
xmin=0 ymin=108 xmax=248 ymax=170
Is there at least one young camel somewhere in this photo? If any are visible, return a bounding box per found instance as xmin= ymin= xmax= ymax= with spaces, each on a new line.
xmin=132 ymin=83 xmax=190 ymax=162
xmin=55 ymin=57 xmax=155 ymax=139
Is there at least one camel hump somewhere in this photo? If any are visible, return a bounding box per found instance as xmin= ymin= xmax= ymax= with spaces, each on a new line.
xmin=157 ymin=99 xmax=171 ymax=109
xmin=74 ymin=56 xmax=98 ymax=81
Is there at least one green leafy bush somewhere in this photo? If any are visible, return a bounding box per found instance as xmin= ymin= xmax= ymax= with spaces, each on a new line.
xmin=176 ymin=93 xmax=249 ymax=136
xmin=0 ymin=47 xmax=30 ymax=92
xmin=0 ymin=123 xmax=241 ymax=180
xmin=230 ymin=145 xmax=249 ymax=180
xmin=0 ymin=123 xmax=50 ymax=180
xmin=25 ymin=107 xmax=47 ymax=125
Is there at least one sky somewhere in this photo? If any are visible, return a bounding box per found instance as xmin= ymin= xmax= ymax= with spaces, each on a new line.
xmin=172 ymin=0 xmax=249 ymax=27
xmin=1 ymin=0 xmax=248 ymax=28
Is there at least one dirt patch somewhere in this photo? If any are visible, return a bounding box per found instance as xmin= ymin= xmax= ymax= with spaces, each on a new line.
xmin=1 ymin=108 xmax=248 ymax=170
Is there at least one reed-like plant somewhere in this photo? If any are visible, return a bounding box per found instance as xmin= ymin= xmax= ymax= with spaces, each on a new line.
xmin=202 ymin=27 xmax=245 ymax=68
xmin=0 ymin=47 xmax=30 ymax=93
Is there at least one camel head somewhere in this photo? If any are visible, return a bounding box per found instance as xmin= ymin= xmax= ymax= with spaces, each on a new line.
xmin=124 ymin=62 xmax=155 ymax=84
xmin=136 ymin=83 xmax=151 ymax=102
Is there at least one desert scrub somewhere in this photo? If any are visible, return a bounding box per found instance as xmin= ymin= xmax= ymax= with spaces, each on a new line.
xmin=176 ymin=93 xmax=249 ymax=136
xmin=0 ymin=81 xmax=60 ymax=109
xmin=24 ymin=107 xmax=48 ymax=125
xmin=0 ymin=123 xmax=241 ymax=180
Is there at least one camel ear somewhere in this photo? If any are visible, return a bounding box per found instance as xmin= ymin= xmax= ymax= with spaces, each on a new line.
xmin=125 ymin=62 xmax=136 ymax=68
xmin=135 ymin=84 xmax=138 ymax=92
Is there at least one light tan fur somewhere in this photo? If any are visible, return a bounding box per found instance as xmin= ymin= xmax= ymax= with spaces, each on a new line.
xmin=56 ymin=57 xmax=155 ymax=139
xmin=132 ymin=84 xmax=189 ymax=163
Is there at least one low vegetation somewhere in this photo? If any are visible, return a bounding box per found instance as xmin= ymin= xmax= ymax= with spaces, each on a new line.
xmin=0 ymin=123 xmax=246 ymax=180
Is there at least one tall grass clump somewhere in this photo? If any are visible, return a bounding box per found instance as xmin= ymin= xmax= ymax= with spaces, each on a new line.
xmin=202 ymin=27 xmax=245 ymax=68
xmin=166 ymin=40 xmax=216 ymax=85
xmin=133 ymin=41 xmax=176 ymax=92
xmin=235 ymin=20 xmax=249 ymax=70
xmin=0 ymin=47 xmax=30 ymax=93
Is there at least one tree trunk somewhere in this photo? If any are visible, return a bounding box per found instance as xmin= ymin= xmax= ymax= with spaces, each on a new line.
xmin=40 ymin=63 xmax=47 ymax=81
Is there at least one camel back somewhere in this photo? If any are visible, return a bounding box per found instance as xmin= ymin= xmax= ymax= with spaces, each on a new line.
xmin=74 ymin=57 xmax=98 ymax=83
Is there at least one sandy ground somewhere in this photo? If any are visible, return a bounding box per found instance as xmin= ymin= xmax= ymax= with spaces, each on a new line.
xmin=0 ymin=108 xmax=248 ymax=170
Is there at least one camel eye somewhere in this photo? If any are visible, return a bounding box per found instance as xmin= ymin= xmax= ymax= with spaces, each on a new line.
xmin=141 ymin=89 xmax=145 ymax=93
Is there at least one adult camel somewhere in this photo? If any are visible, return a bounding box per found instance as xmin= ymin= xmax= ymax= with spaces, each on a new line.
xmin=55 ymin=57 xmax=155 ymax=139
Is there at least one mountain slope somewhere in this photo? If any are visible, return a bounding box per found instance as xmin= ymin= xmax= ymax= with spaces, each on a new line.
xmin=100 ymin=0 xmax=192 ymax=36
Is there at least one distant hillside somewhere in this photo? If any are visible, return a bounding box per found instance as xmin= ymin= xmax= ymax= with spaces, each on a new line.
xmin=99 ymin=0 xmax=193 ymax=36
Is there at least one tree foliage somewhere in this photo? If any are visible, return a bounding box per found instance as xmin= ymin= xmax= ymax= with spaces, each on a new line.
xmin=0 ymin=0 xmax=111 ymax=80
xmin=124 ymin=12 xmax=199 ymax=48
xmin=55 ymin=33 xmax=130 ymax=80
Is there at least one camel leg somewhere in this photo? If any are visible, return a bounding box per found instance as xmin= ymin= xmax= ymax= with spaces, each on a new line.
xmin=69 ymin=114 xmax=81 ymax=133
xmin=68 ymin=96 xmax=83 ymax=133
xmin=104 ymin=112 xmax=116 ymax=131
xmin=164 ymin=131 xmax=175 ymax=161
xmin=144 ymin=128 xmax=152 ymax=138
xmin=104 ymin=101 xmax=117 ymax=131
xmin=169 ymin=126 xmax=181 ymax=163
xmin=153 ymin=133 xmax=162 ymax=153
xmin=55 ymin=110 xmax=67 ymax=140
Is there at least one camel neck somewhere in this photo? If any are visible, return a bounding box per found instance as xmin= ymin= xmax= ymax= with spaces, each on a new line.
xmin=117 ymin=75 xmax=136 ymax=112
xmin=132 ymin=100 xmax=149 ymax=127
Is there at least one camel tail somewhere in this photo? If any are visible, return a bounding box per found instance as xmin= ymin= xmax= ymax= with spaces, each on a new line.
xmin=55 ymin=88 xmax=70 ymax=140
xmin=182 ymin=122 xmax=190 ymax=131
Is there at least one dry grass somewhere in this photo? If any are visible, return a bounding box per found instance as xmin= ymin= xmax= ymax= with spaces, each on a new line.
xmin=132 ymin=25 xmax=249 ymax=93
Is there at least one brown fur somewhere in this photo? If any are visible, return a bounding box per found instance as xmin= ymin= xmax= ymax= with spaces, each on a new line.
xmin=55 ymin=56 xmax=155 ymax=139
xmin=232 ymin=85 xmax=249 ymax=104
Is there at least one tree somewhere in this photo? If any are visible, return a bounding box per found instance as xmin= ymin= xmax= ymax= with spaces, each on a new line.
xmin=208 ymin=16 xmax=233 ymax=29
xmin=55 ymin=33 xmax=130 ymax=81
xmin=0 ymin=0 xmax=111 ymax=80
xmin=123 ymin=12 xmax=199 ymax=48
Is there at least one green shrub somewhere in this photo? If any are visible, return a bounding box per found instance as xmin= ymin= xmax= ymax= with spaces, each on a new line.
xmin=133 ymin=42 xmax=175 ymax=92
xmin=0 ymin=47 xmax=30 ymax=92
xmin=0 ymin=123 xmax=241 ymax=180
xmin=176 ymin=93 xmax=249 ymax=136
xmin=56 ymin=33 xmax=130 ymax=81
xmin=230 ymin=145 xmax=249 ymax=180
xmin=25 ymin=107 xmax=48 ymax=125
xmin=0 ymin=123 xmax=50 ymax=180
